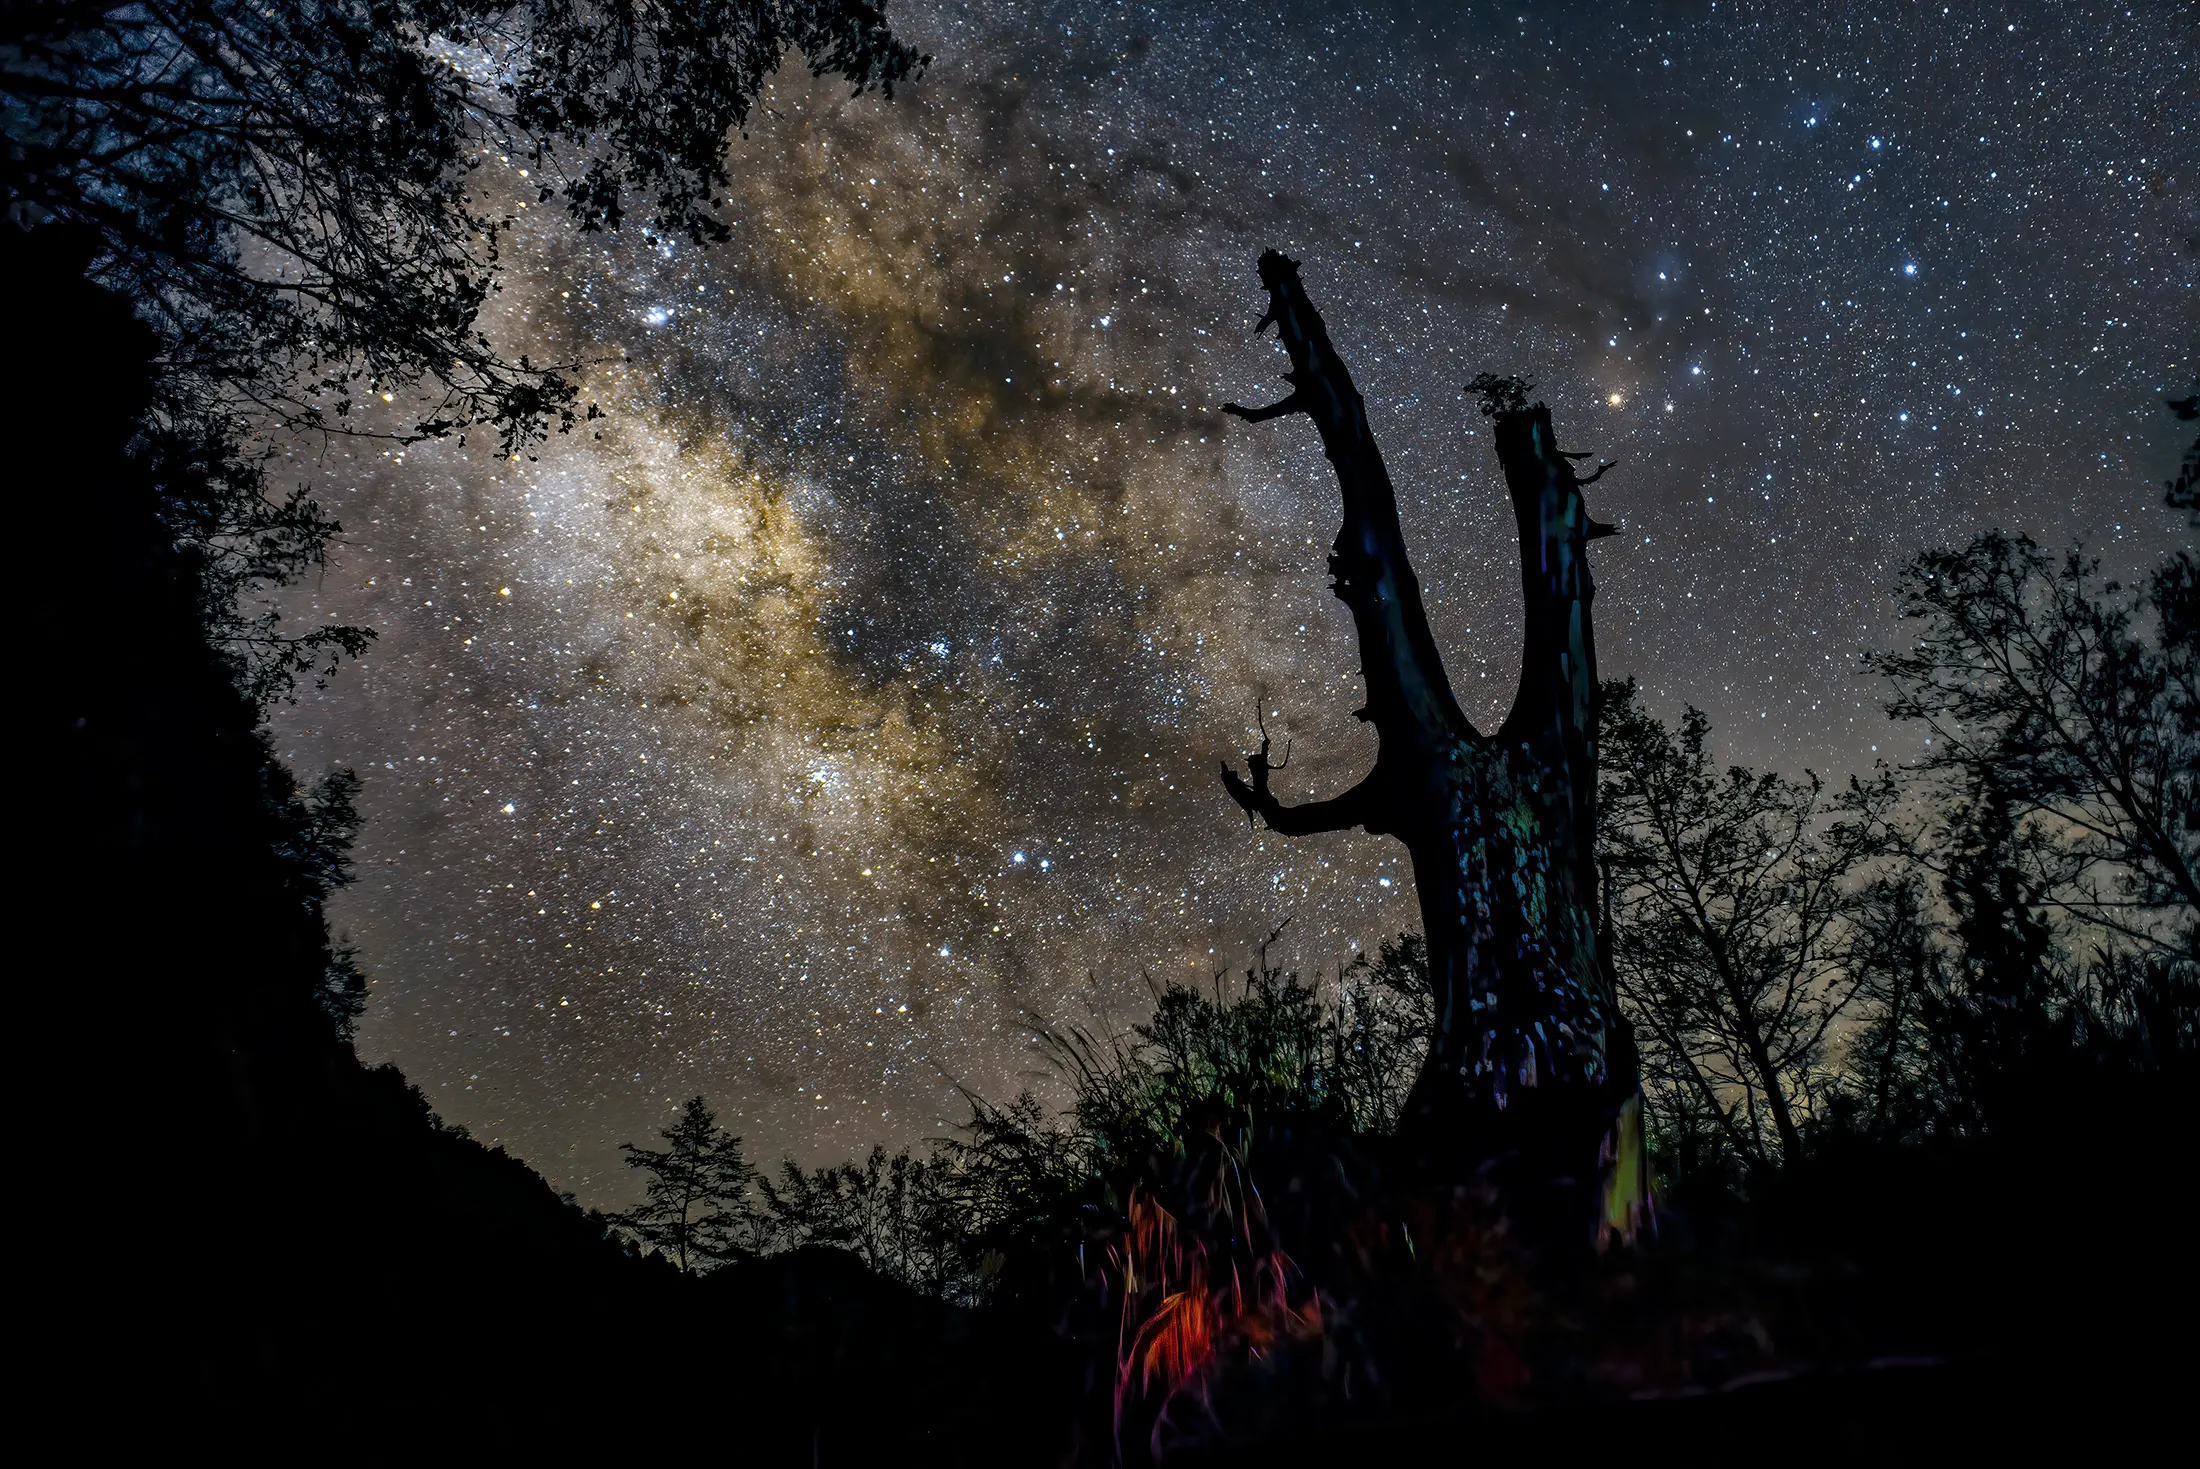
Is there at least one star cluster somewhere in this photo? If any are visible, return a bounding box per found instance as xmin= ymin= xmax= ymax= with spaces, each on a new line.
xmin=272 ymin=0 xmax=2193 ymax=1201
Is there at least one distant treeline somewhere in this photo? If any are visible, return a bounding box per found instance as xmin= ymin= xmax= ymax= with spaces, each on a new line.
xmin=616 ymin=506 xmax=2194 ymax=1298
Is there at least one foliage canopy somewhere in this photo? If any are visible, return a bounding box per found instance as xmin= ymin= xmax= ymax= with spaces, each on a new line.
xmin=3 ymin=0 xmax=924 ymax=699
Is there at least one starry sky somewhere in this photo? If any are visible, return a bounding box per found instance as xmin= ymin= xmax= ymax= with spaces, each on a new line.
xmin=270 ymin=0 xmax=2194 ymax=1204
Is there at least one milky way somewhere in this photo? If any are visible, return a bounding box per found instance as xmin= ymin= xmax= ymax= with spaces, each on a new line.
xmin=270 ymin=0 xmax=2194 ymax=1202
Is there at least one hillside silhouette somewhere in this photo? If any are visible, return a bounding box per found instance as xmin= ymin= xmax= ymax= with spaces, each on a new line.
xmin=12 ymin=224 xmax=1040 ymax=1461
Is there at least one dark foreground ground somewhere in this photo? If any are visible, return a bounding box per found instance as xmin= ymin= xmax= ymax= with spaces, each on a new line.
xmin=1180 ymin=1354 xmax=2180 ymax=1468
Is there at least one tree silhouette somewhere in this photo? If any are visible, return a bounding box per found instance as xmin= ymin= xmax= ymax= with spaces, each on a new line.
xmin=1842 ymin=870 xmax=1943 ymax=1144
xmin=1597 ymin=682 xmax=1893 ymax=1168
xmin=1923 ymin=769 xmax=2072 ymax=1134
xmin=3 ymin=0 xmax=924 ymax=699
xmin=1871 ymin=532 xmax=2197 ymax=956
xmin=1215 ymin=251 xmax=1640 ymax=1235
xmin=1332 ymin=933 xmax=1435 ymax=1135
xmin=612 ymin=1097 xmax=758 ymax=1274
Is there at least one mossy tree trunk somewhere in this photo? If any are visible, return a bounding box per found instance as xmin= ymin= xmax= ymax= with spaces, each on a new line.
xmin=1219 ymin=251 xmax=1642 ymax=1238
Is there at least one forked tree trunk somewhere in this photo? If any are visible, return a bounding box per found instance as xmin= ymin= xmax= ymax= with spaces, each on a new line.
xmin=1219 ymin=251 xmax=1644 ymax=1240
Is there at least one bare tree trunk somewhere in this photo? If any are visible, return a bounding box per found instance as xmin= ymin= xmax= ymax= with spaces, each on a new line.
xmin=1219 ymin=252 xmax=1641 ymax=1234
xmin=1701 ymin=929 xmax=1803 ymax=1164
xmin=1731 ymin=993 xmax=1804 ymax=1163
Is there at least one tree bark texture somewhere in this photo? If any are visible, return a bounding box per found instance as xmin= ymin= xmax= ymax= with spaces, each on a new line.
xmin=1220 ymin=252 xmax=1641 ymax=1220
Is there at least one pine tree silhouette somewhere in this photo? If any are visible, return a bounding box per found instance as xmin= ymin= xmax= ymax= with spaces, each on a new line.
xmin=612 ymin=1098 xmax=758 ymax=1274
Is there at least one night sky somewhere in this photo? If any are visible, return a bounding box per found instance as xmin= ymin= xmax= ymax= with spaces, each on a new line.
xmin=270 ymin=0 xmax=2194 ymax=1204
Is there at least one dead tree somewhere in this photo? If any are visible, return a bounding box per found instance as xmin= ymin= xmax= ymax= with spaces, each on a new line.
xmin=1219 ymin=251 xmax=1643 ymax=1238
